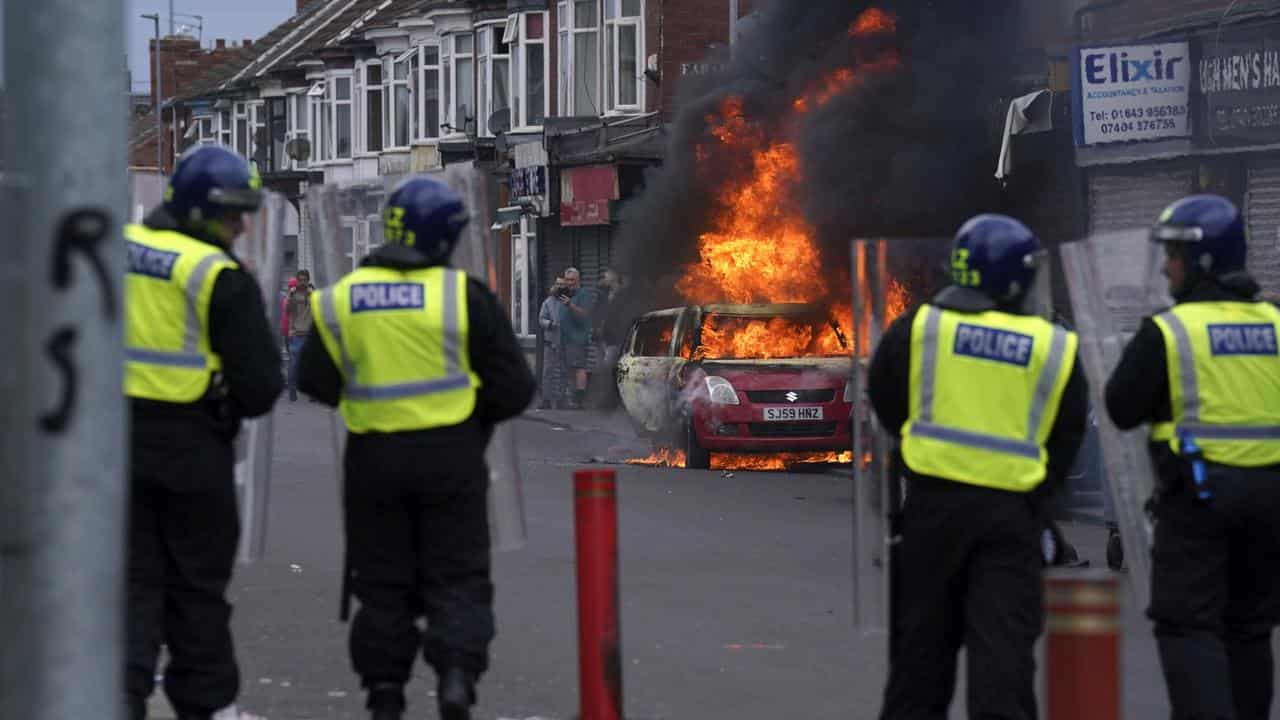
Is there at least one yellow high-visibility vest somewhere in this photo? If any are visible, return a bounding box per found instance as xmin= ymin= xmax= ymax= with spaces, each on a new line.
xmin=900 ymin=305 xmax=1077 ymax=492
xmin=311 ymin=265 xmax=480 ymax=434
xmin=124 ymin=225 xmax=237 ymax=403
xmin=1149 ymin=301 xmax=1280 ymax=467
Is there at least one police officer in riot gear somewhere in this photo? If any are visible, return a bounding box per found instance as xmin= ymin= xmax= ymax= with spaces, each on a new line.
xmin=124 ymin=146 xmax=283 ymax=720
xmin=1106 ymin=194 xmax=1280 ymax=720
xmin=867 ymin=214 xmax=1088 ymax=719
xmin=297 ymin=176 xmax=535 ymax=720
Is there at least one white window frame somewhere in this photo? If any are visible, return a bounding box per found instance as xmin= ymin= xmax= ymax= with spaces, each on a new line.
xmin=443 ymin=32 xmax=475 ymax=137
xmin=386 ymin=49 xmax=417 ymax=150
xmin=309 ymin=81 xmax=330 ymax=162
xmin=510 ymin=11 xmax=550 ymax=131
xmin=559 ymin=0 xmax=602 ymax=117
xmin=604 ymin=0 xmax=644 ymax=114
xmin=358 ymin=60 xmax=384 ymax=155
xmin=477 ymin=23 xmax=511 ymax=138
xmin=218 ymin=108 xmax=232 ymax=147
xmin=192 ymin=114 xmax=216 ymax=146
xmin=288 ymin=91 xmax=311 ymax=170
xmin=331 ymin=73 xmax=354 ymax=161
xmin=418 ymin=44 xmax=442 ymax=141
xmin=246 ymin=100 xmax=265 ymax=164
xmin=510 ymin=216 xmax=537 ymax=339
xmin=233 ymin=101 xmax=250 ymax=157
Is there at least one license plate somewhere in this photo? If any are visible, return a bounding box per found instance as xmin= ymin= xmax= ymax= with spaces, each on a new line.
xmin=763 ymin=406 xmax=824 ymax=422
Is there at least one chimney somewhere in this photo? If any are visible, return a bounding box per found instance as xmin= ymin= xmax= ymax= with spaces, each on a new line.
xmin=243 ymin=38 xmax=253 ymax=48
xmin=297 ymin=0 xmax=310 ymax=13
xmin=215 ymin=38 xmax=226 ymax=50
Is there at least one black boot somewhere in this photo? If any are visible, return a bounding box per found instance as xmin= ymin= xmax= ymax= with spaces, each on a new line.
xmin=437 ymin=667 xmax=476 ymax=720
xmin=366 ymin=682 xmax=405 ymax=720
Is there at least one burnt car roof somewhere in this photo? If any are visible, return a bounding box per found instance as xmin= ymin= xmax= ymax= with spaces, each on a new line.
xmin=637 ymin=303 xmax=828 ymax=319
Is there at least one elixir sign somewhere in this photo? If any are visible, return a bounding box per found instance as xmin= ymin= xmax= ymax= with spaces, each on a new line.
xmin=1074 ymin=41 xmax=1192 ymax=146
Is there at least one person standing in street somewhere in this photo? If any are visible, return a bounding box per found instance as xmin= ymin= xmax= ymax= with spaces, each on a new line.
xmin=297 ymin=176 xmax=535 ymax=720
xmin=538 ymin=277 xmax=567 ymax=409
xmin=867 ymin=214 xmax=1088 ymax=719
xmin=123 ymin=145 xmax=282 ymax=720
xmin=557 ymin=266 xmax=595 ymax=409
xmin=286 ymin=269 xmax=315 ymax=401
xmin=590 ymin=267 xmax=629 ymax=410
xmin=1106 ymin=194 xmax=1280 ymax=720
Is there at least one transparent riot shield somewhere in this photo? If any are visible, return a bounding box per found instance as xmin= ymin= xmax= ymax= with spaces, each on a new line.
xmin=233 ymin=190 xmax=287 ymax=564
xmin=1059 ymin=230 xmax=1168 ymax=608
xmin=444 ymin=162 xmax=527 ymax=551
xmin=850 ymin=237 xmax=952 ymax=636
xmin=305 ymin=172 xmax=527 ymax=551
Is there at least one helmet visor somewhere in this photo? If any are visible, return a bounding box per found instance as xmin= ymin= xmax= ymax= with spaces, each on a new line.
xmin=209 ymin=186 xmax=264 ymax=212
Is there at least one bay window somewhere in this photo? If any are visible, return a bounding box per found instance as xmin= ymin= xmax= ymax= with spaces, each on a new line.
xmin=288 ymin=92 xmax=310 ymax=169
xmin=444 ymin=33 xmax=475 ymax=135
xmin=233 ymin=102 xmax=249 ymax=156
xmin=419 ymin=45 xmax=441 ymax=139
xmin=334 ymin=76 xmax=352 ymax=159
xmin=247 ymin=101 xmax=264 ymax=163
xmin=362 ymin=62 xmax=383 ymax=153
xmin=509 ymin=12 xmax=549 ymax=129
xmin=559 ymin=0 xmax=601 ymax=116
xmin=604 ymin=0 xmax=643 ymax=112
xmin=218 ymin=109 xmax=232 ymax=147
xmin=477 ymin=25 xmax=510 ymax=137
xmin=268 ymin=97 xmax=288 ymax=171
xmin=308 ymin=81 xmax=328 ymax=162
xmin=387 ymin=50 xmax=417 ymax=148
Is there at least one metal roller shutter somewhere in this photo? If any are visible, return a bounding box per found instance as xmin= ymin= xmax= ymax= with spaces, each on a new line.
xmin=1247 ymin=156 xmax=1280 ymax=301
xmin=1088 ymin=164 xmax=1192 ymax=234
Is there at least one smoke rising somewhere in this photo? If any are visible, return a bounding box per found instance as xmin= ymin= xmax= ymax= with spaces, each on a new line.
xmin=614 ymin=0 xmax=1018 ymax=310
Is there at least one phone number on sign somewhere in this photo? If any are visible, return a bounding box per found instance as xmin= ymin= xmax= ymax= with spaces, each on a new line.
xmin=1104 ymin=105 xmax=1187 ymax=121
xmin=1097 ymin=118 xmax=1181 ymax=135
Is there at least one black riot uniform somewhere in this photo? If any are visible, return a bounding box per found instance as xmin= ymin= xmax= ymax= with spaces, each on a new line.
xmin=867 ymin=215 xmax=1088 ymax=720
xmin=1105 ymin=195 xmax=1280 ymax=720
xmin=298 ymin=197 xmax=535 ymax=719
xmin=125 ymin=194 xmax=282 ymax=718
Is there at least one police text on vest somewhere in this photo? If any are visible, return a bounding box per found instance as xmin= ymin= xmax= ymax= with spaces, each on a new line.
xmin=1208 ymin=323 xmax=1278 ymax=356
xmin=953 ymin=324 xmax=1034 ymax=367
xmin=350 ymin=283 xmax=425 ymax=313
xmin=127 ymin=242 xmax=179 ymax=280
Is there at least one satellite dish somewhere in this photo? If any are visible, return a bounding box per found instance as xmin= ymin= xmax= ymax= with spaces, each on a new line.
xmin=487 ymin=107 xmax=511 ymax=136
xmin=285 ymin=137 xmax=312 ymax=161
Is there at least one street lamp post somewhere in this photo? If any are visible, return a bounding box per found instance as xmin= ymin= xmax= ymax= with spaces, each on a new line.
xmin=141 ymin=13 xmax=162 ymax=172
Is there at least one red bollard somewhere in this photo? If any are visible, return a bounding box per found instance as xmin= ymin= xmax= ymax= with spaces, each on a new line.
xmin=574 ymin=469 xmax=623 ymax=720
xmin=1045 ymin=569 xmax=1120 ymax=720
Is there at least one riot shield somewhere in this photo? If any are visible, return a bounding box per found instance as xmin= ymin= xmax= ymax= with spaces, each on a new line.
xmin=850 ymin=237 xmax=952 ymax=636
xmin=304 ymin=172 xmax=527 ymax=551
xmin=1059 ymin=230 xmax=1167 ymax=608
xmin=233 ymin=190 xmax=287 ymax=564
xmin=444 ymin=162 xmax=528 ymax=552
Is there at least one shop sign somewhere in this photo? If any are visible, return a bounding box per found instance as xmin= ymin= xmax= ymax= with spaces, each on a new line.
xmin=1197 ymin=24 xmax=1280 ymax=145
xmin=560 ymin=165 xmax=617 ymax=227
xmin=512 ymin=166 xmax=546 ymax=199
xmin=1073 ymin=41 xmax=1192 ymax=146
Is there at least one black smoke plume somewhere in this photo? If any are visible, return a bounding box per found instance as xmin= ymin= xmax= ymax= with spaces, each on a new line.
xmin=614 ymin=0 xmax=1019 ymax=310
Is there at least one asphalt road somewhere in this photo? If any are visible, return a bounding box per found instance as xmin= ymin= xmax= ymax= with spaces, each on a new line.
xmin=141 ymin=403 xmax=1278 ymax=719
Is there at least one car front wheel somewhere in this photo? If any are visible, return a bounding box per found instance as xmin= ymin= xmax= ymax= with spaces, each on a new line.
xmin=684 ymin=420 xmax=711 ymax=470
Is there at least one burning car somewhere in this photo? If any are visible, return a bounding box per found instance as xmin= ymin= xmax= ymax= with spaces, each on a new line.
xmin=617 ymin=303 xmax=853 ymax=469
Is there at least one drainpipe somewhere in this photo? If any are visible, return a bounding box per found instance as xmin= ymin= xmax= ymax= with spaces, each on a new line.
xmin=1074 ymin=0 xmax=1127 ymax=41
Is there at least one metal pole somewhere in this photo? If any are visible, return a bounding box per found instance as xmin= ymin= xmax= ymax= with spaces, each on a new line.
xmin=1 ymin=0 xmax=128 ymax=718
xmin=574 ymin=469 xmax=623 ymax=720
xmin=169 ymin=0 xmax=175 ymax=37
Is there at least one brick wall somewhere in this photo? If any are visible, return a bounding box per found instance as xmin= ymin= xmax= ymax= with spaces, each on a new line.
xmin=144 ymin=37 xmax=243 ymax=171
xmin=657 ymin=0 xmax=736 ymax=116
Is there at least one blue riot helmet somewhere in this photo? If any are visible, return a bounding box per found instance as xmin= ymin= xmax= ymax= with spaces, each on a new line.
xmin=383 ymin=176 xmax=470 ymax=264
xmin=164 ymin=146 xmax=263 ymax=232
xmin=1150 ymin=194 xmax=1247 ymax=277
xmin=947 ymin=214 xmax=1042 ymax=307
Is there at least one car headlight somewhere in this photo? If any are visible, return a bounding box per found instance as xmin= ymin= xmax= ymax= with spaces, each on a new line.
xmin=843 ymin=380 xmax=856 ymax=402
xmin=704 ymin=375 xmax=740 ymax=405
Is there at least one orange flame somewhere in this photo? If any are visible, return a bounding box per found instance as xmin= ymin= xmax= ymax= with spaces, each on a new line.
xmin=626 ymin=450 xmax=854 ymax=471
xmin=850 ymin=7 xmax=896 ymax=36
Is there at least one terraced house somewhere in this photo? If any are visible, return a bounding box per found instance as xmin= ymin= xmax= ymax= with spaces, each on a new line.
xmin=148 ymin=0 xmax=756 ymax=358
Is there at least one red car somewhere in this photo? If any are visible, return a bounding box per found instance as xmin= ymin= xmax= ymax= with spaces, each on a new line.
xmin=616 ymin=303 xmax=853 ymax=469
